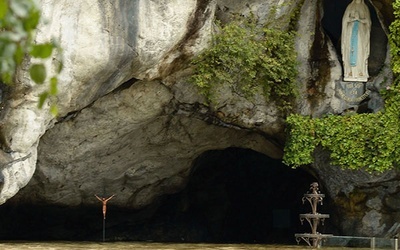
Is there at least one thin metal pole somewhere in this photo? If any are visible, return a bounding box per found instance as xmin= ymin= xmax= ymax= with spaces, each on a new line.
xmin=103 ymin=217 xmax=105 ymax=242
xmin=370 ymin=237 xmax=375 ymax=250
xmin=395 ymin=238 xmax=398 ymax=250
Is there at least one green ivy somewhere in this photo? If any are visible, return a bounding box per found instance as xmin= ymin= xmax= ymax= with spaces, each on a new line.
xmin=283 ymin=111 xmax=400 ymax=172
xmin=390 ymin=1 xmax=400 ymax=76
xmin=283 ymin=1 xmax=400 ymax=173
xmin=0 ymin=0 xmax=62 ymax=115
xmin=190 ymin=17 xmax=298 ymax=112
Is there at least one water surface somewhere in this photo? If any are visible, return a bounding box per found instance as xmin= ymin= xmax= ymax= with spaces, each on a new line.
xmin=0 ymin=242 xmax=375 ymax=250
xmin=0 ymin=242 xmax=310 ymax=250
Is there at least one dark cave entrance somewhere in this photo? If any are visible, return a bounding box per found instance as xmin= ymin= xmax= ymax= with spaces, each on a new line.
xmin=139 ymin=147 xmax=329 ymax=244
xmin=0 ymin=147 xmax=332 ymax=244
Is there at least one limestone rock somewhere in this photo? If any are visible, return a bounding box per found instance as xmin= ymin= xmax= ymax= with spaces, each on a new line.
xmin=0 ymin=0 xmax=216 ymax=205
xmin=15 ymin=80 xmax=281 ymax=208
xmin=0 ymin=0 xmax=396 ymax=240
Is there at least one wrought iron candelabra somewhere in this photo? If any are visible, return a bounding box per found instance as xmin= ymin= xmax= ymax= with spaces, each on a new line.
xmin=295 ymin=182 xmax=332 ymax=248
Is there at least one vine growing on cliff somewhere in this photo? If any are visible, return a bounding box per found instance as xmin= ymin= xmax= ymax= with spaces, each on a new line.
xmin=0 ymin=0 xmax=62 ymax=115
xmin=283 ymin=2 xmax=400 ymax=173
xmin=190 ymin=16 xmax=298 ymax=112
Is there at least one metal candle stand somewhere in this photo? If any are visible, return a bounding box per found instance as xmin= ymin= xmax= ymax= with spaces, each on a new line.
xmin=295 ymin=182 xmax=332 ymax=248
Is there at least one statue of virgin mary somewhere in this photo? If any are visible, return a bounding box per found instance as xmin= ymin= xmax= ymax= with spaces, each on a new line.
xmin=341 ymin=0 xmax=371 ymax=82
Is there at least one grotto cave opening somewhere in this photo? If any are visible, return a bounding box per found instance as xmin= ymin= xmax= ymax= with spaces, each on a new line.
xmin=134 ymin=147 xmax=332 ymax=244
xmin=0 ymin=147 xmax=333 ymax=243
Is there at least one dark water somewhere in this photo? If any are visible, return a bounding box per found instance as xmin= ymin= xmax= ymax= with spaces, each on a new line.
xmin=0 ymin=242 xmax=373 ymax=249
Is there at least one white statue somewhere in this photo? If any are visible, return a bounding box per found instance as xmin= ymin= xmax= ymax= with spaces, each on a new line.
xmin=341 ymin=0 xmax=371 ymax=82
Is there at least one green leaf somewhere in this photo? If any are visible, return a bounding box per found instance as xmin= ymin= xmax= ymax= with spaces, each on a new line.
xmin=23 ymin=9 xmax=40 ymax=31
xmin=50 ymin=104 xmax=58 ymax=116
xmin=49 ymin=77 xmax=58 ymax=95
xmin=1 ymin=71 xmax=12 ymax=84
xmin=29 ymin=63 xmax=46 ymax=84
xmin=30 ymin=43 xmax=53 ymax=59
xmin=0 ymin=0 xmax=8 ymax=19
xmin=14 ymin=44 xmax=24 ymax=64
xmin=38 ymin=91 xmax=48 ymax=108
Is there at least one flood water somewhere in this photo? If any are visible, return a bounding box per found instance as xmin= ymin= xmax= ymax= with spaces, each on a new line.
xmin=0 ymin=242 xmax=303 ymax=250
xmin=0 ymin=242 xmax=373 ymax=250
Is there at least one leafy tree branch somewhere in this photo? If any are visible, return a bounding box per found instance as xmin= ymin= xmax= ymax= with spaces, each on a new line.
xmin=0 ymin=0 xmax=62 ymax=115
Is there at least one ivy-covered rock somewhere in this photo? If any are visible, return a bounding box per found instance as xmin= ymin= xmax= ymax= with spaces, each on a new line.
xmin=191 ymin=18 xmax=298 ymax=113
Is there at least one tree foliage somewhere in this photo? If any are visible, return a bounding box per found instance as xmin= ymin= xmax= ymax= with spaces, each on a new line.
xmin=0 ymin=0 xmax=62 ymax=115
xmin=283 ymin=1 xmax=400 ymax=172
xmin=190 ymin=17 xmax=298 ymax=112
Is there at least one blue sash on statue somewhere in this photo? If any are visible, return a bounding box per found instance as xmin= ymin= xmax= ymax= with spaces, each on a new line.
xmin=350 ymin=20 xmax=359 ymax=66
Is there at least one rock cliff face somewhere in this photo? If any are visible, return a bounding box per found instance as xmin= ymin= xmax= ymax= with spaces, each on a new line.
xmin=0 ymin=0 xmax=398 ymax=240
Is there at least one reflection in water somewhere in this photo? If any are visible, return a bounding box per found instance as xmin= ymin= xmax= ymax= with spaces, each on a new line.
xmin=0 ymin=242 xmax=307 ymax=250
